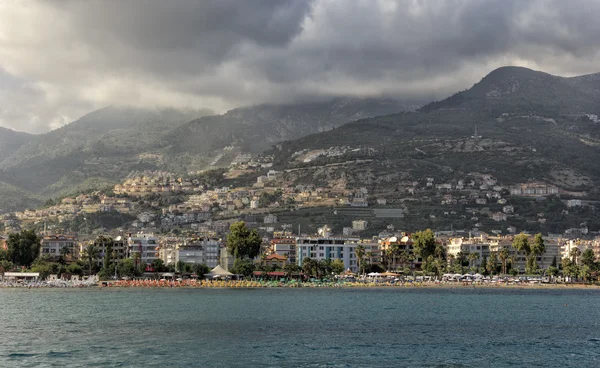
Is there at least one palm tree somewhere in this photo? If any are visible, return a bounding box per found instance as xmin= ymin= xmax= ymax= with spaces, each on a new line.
xmin=456 ymin=251 xmax=465 ymax=271
xmin=486 ymin=251 xmax=498 ymax=276
xmin=508 ymin=255 xmax=518 ymax=275
xmin=570 ymin=247 xmax=581 ymax=265
xmin=365 ymin=252 xmax=374 ymax=268
xmin=132 ymin=252 xmax=142 ymax=272
xmin=498 ymin=248 xmax=510 ymax=275
xmin=355 ymin=245 xmax=365 ymax=275
xmin=302 ymin=257 xmax=317 ymax=278
xmin=468 ymin=252 xmax=480 ymax=269
xmin=398 ymin=250 xmax=409 ymax=270
xmin=82 ymin=244 xmax=99 ymax=276
xmin=390 ymin=243 xmax=400 ymax=270
xmin=407 ymin=253 xmax=415 ymax=275
xmin=579 ymin=264 xmax=591 ymax=283
xmin=111 ymin=250 xmax=118 ymax=278
xmin=434 ymin=244 xmax=445 ymax=261
xmin=383 ymin=248 xmax=394 ymax=271
xmin=447 ymin=253 xmax=455 ymax=266
xmin=531 ymin=233 xmax=546 ymax=270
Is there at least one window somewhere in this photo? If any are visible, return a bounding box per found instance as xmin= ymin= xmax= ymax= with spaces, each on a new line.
xmin=319 ymin=246 xmax=324 ymax=250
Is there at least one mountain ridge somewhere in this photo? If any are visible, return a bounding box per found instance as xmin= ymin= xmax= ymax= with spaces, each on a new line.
xmin=270 ymin=66 xmax=600 ymax=195
xmin=0 ymin=127 xmax=34 ymax=164
xmin=420 ymin=66 xmax=600 ymax=114
xmin=0 ymin=97 xmax=417 ymax=212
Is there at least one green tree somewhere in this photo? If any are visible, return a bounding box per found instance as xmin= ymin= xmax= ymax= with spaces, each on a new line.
xmin=226 ymin=221 xmax=262 ymax=260
xmin=132 ymin=252 xmax=142 ymax=271
xmin=317 ymin=259 xmax=333 ymax=278
xmin=6 ymin=230 xmax=41 ymax=267
xmin=398 ymin=250 xmax=410 ymax=270
xmin=30 ymin=258 xmax=56 ymax=280
xmin=498 ymin=248 xmax=510 ymax=275
xmin=330 ymin=259 xmax=345 ymax=275
xmin=413 ymin=229 xmax=436 ymax=269
xmin=283 ymin=263 xmax=301 ymax=276
xmin=547 ymin=266 xmax=559 ymax=281
xmin=66 ymin=263 xmax=83 ymax=276
xmin=118 ymin=258 xmax=137 ymax=277
xmin=569 ymin=247 xmax=581 ymax=265
xmin=456 ymin=251 xmax=466 ymax=266
xmin=355 ymin=245 xmax=365 ymax=275
xmin=301 ymin=257 xmax=316 ymax=278
xmin=81 ymin=244 xmax=99 ymax=275
xmin=232 ymin=258 xmax=255 ymax=277
xmin=525 ymin=256 xmax=538 ymax=275
xmin=581 ymin=249 xmax=596 ymax=268
xmin=579 ymin=264 xmax=592 ymax=283
xmin=0 ymin=259 xmax=15 ymax=275
xmin=192 ymin=264 xmax=210 ymax=279
xmin=531 ymin=233 xmax=545 ymax=270
xmin=390 ymin=243 xmax=400 ymax=270
xmin=59 ymin=246 xmax=71 ymax=265
xmin=434 ymin=244 xmax=446 ymax=261
xmin=151 ymin=259 xmax=165 ymax=272
xmin=365 ymin=252 xmax=374 ymax=266
xmin=513 ymin=233 xmax=535 ymax=274
xmin=512 ymin=233 xmax=531 ymax=256
xmin=176 ymin=261 xmax=186 ymax=273
xmin=486 ymin=252 xmax=498 ymax=275
xmin=95 ymin=235 xmax=114 ymax=269
xmin=468 ymin=252 xmax=480 ymax=269
xmin=561 ymin=257 xmax=577 ymax=282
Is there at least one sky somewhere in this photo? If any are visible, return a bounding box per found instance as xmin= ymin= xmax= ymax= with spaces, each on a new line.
xmin=1 ymin=0 xmax=600 ymax=134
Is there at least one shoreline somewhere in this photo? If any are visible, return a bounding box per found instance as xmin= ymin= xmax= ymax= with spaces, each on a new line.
xmin=2 ymin=280 xmax=600 ymax=290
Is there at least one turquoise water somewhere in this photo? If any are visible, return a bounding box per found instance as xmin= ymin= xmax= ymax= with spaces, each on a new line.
xmin=1 ymin=287 xmax=599 ymax=367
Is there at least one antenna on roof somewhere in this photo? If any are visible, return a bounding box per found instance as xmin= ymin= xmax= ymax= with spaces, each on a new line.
xmin=471 ymin=125 xmax=482 ymax=140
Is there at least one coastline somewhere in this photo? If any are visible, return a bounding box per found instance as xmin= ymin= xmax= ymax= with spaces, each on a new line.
xmin=3 ymin=280 xmax=600 ymax=290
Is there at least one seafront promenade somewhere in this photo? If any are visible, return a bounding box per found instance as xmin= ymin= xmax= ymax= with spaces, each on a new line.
xmin=3 ymin=279 xmax=599 ymax=289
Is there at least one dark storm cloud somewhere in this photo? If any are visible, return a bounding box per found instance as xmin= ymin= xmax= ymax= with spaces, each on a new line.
xmin=1 ymin=0 xmax=599 ymax=133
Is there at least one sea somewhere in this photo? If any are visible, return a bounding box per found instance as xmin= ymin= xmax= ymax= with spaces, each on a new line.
xmin=0 ymin=287 xmax=599 ymax=367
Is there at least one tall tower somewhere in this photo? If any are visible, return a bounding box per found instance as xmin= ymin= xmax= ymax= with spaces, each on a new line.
xmin=471 ymin=125 xmax=482 ymax=140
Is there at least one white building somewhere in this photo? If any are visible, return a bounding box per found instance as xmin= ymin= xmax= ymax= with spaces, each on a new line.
xmin=40 ymin=234 xmax=78 ymax=261
xmin=296 ymin=236 xmax=378 ymax=273
xmin=264 ymin=214 xmax=278 ymax=224
xmin=270 ymin=238 xmax=297 ymax=264
xmin=352 ymin=220 xmax=368 ymax=231
xmin=128 ymin=233 xmax=159 ymax=265
xmin=502 ymin=205 xmax=514 ymax=214
xmin=446 ymin=237 xmax=490 ymax=267
xmin=176 ymin=238 xmax=220 ymax=268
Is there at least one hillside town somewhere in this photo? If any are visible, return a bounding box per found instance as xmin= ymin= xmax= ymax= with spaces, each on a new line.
xmin=2 ymin=151 xmax=600 ymax=284
xmin=2 ymin=150 xmax=595 ymax=241
xmin=2 ymin=220 xmax=600 ymax=285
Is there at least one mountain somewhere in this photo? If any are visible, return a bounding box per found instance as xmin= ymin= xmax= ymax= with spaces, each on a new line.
xmin=165 ymin=98 xmax=421 ymax=155
xmin=0 ymin=181 xmax=42 ymax=213
xmin=0 ymin=106 xmax=210 ymax=197
xmin=420 ymin=66 xmax=600 ymax=115
xmin=0 ymin=127 xmax=34 ymax=163
xmin=0 ymin=98 xmax=416 ymax=211
xmin=271 ymin=67 xmax=600 ymax=191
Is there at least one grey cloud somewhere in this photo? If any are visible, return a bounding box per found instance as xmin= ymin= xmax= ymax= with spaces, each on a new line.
xmin=1 ymin=0 xmax=600 ymax=133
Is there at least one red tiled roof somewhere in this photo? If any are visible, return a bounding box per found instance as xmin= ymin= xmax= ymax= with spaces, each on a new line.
xmin=264 ymin=254 xmax=287 ymax=260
